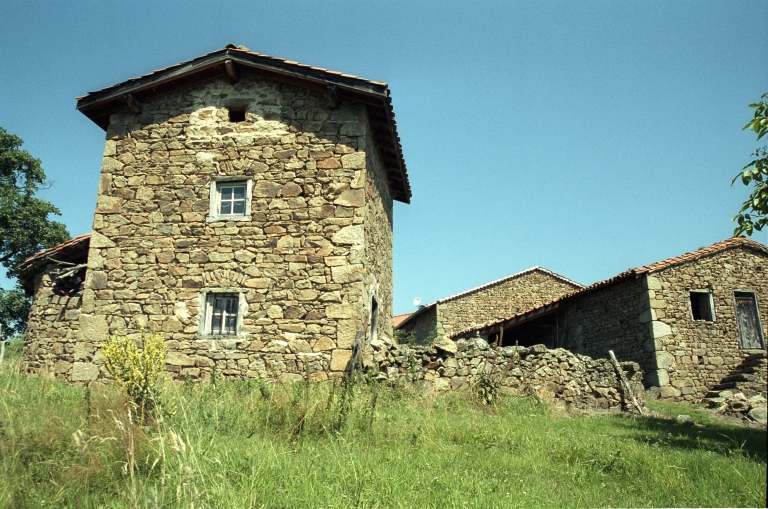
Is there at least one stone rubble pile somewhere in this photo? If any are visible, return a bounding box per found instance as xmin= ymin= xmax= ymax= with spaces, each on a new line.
xmin=703 ymin=390 xmax=768 ymax=424
xmin=366 ymin=337 xmax=644 ymax=410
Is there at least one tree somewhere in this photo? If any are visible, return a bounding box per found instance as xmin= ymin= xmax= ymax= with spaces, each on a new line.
xmin=732 ymin=94 xmax=768 ymax=237
xmin=0 ymin=127 xmax=69 ymax=336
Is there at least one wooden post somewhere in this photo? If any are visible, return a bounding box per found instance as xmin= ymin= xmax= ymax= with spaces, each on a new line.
xmin=609 ymin=350 xmax=644 ymax=415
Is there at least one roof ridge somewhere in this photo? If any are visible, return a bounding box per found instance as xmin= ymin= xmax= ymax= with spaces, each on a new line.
xmin=637 ymin=236 xmax=768 ymax=274
xmin=79 ymin=45 xmax=388 ymax=102
xmin=435 ymin=266 xmax=583 ymax=305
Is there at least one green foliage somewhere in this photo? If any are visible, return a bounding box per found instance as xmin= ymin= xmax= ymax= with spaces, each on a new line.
xmin=732 ymin=93 xmax=768 ymax=236
xmin=0 ymin=127 xmax=69 ymax=335
xmin=0 ymin=355 xmax=765 ymax=508
xmin=393 ymin=328 xmax=416 ymax=345
xmin=474 ymin=371 xmax=501 ymax=406
xmin=0 ymin=127 xmax=69 ymax=276
xmin=0 ymin=285 xmax=30 ymax=336
xmin=101 ymin=329 xmax=167 ymax=412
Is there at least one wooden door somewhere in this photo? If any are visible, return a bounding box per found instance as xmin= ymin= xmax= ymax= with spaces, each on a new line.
xmin=734 ymin=292 xmax=765 ymax=349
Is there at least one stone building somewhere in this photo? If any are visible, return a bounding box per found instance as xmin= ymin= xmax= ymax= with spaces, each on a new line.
xmin=20 ymin=45 xmax=411 ymax=383
xmin=453 ymin=238 xmax=768 ymax=401
xmin=396 ymin=267 xmax=582 ymax=343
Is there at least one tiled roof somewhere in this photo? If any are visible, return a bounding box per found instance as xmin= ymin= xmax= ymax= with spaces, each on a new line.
xmin=392 ymin=313 xmax=412 ymax=327
xmin=16 ymin=234 xmax=91 ymax=294
xmin=634 ymin=237 xmax=768 ymax=274
xmin=451 ymin=237 xmax=768 ymax=338
xmin=17 ymin=234 xmax=91 ymax=273
xmin=76 ymin=44 xmax=411 ymax=203
xmin=396 ymin=267 xmax=582 ymax=330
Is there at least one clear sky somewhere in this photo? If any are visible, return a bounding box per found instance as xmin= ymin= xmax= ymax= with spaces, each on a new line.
xmin=1 ymin=1 xmax=766 ymax=316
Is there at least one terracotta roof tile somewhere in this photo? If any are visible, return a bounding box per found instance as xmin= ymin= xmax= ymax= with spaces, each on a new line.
xmin=17 ymin=233 xmax=91 ymax=272
xmin=392 ymin=313 xmax=412 ymax=328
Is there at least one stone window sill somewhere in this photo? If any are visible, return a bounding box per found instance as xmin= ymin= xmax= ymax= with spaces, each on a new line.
xmin=205 ymin=215 xmax=252 ymax=223
xmin=195 ymin=334 xmax=248 ymax=343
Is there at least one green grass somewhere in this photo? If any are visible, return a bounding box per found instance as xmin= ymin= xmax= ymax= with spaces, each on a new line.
xmin=0 ymin=350 xmax=765 ymax=508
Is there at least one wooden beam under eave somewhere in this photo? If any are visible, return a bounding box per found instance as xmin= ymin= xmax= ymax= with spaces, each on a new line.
xmin=122 ymin=93 xmax=142 ymax=114
xmin=326 ymin=84 xmax=340 ymax=109
xmin=225 ymin=59 xmax=239 ymax=84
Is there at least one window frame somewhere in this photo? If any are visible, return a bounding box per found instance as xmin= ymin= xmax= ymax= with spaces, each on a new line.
xmin=207 ymin=177 xmax=253 ymax=222
xmin=196 ymin=288 xmax=248 ymax=341
xmin=688 ymin=290 xmax=715 ymax=322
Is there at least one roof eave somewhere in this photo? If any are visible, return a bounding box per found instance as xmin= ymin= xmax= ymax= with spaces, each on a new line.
xmin=76 ymin=47 xmax=412 ymax=203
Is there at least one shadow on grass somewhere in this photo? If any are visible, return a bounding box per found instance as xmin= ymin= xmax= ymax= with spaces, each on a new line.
xmin=623 ymin=414 xmax=766 ymax=462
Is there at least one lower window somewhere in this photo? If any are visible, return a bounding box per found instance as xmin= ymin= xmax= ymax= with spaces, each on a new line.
xmin=205 ymin=293 xmax=239 ymax=335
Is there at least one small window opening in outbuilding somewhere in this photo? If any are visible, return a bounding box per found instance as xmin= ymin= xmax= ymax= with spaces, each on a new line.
xmin=689 ymin=291 xmax=714 ymax=321
xmin=228 ymin=107 xmax=246 ymax=122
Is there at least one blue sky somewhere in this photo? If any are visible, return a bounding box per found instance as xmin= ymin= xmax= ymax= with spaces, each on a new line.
xmin=0 ymin=1 xmax=766 ymax=315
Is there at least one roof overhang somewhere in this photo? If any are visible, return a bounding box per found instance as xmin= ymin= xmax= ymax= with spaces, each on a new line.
xmin=17 ymin=234 xmax=91 ymax=296
xmin=76 ymin=45 xmax=411 ymax=203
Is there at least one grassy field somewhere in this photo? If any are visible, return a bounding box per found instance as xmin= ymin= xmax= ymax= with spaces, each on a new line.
xmin=0 ymin=344 xmax=765 ymax=508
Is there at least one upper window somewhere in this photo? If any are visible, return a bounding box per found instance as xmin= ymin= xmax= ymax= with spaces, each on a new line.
xmin=689 ymin=291 xmax=714 ymax=322
xmin=207 ymin=178 xmax=252 ymax=222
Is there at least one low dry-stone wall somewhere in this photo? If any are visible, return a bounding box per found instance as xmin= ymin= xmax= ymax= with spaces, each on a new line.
xmin=366 ymin=337 xmax=644 ymax=410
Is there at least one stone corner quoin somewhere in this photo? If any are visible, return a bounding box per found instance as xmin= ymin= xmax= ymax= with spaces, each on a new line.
xmin=23 ymin=66 xmax=401 ymax=384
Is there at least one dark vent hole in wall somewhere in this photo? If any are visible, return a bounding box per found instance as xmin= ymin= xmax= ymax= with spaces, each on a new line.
xmin=229 ymin=108 xmax=246 ymax=122
xmin=689 ymin=292 xmax=713 ymax=321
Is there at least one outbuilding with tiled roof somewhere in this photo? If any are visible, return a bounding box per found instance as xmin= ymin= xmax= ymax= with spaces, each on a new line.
xmin=453 ymin=237 xmax=768 ymax=402
xmin=395 ymin=267 xmax=582 ymax=344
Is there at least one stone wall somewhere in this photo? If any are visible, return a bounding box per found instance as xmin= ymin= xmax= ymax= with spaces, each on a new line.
xmin=645 ymin=245 xmax=768 ymax=401
xmin=24 ymin=74 xmax=395 ymax=383
xmin=367 ymin=337 xmax=644 ymax=409
xmin=563 ymin=277 xmax=652 ymax=372
xmin=23 ymin=266 xmax=91 ymax=379
xmin=362 ymin=122 xmax=394 ymax=347
xmin=399 ymin=306 xmax=438 ymax=344
xmin=401 ymin=269 xmax=580 ymax=343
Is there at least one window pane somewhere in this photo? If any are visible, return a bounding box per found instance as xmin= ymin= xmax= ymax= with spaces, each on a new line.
xmin=208 ymin=295 xmax=239 ymax=335
xmin=232 ymin=200 xmax=245 ymax=214
xmin=211 ymin=313 xmax=222 ymax=334
xmin=224 ymin=315 xmax=237 ymax=335
xmin=220 ymin=202 xmax=232 ymax=215
xmin=233 ymin=186 xmax=245 ymax=199
xmin=220 ymin=187 xmax=233 ymax=200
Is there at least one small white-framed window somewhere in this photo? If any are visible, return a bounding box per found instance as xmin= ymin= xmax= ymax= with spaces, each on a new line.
xmin=197 ymin=288 xmax=248 ymax=340
xmin=689 ymin=290 xmax=714 ymax=322
xmin=206 ymin=293 xmax=239 ymax=335
xmin=207 ymin=177 xmax=253 ymax=222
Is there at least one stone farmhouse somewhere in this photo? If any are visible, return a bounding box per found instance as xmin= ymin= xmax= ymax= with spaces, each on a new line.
xmin=396 ymin=267 xmax=582 ymax=343
xmin=453 ymin=238 xmax=768 ymax=402
xmin=20 ymin=45 xmax=412 ymax=383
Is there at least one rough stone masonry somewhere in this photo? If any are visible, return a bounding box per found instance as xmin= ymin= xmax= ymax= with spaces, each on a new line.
xmin=22 ymin=47 xmax=411 ymax=383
